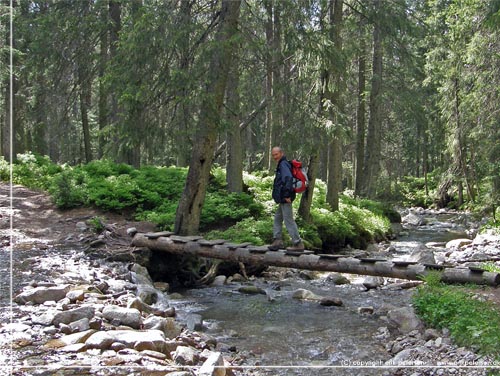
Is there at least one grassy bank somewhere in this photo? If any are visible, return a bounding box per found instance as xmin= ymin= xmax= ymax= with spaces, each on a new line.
xmin=413 ymin=273 xmax=500 ymax=359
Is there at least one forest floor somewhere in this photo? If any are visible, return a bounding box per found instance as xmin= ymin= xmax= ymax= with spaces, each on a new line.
xmin=0 ymin=183 xmax=156 ymax=249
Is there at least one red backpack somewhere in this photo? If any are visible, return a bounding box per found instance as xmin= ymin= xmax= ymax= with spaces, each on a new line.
xmin=290 ymin=159 xmax=309 ymax=193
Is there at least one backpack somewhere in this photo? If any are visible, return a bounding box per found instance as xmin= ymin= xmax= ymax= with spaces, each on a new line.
xmin=290 ymin=159 xmax=309 ymax=193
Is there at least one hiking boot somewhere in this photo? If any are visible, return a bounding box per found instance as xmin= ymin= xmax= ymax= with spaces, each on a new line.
xmin=268 ymin=239 xmax=284 ymax=251
xmin=286 ymin=241 xmax=305 ymax=252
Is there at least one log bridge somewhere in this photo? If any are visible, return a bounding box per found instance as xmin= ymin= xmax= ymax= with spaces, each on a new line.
xmin=132 ymin=232 xmax=500 ymax=286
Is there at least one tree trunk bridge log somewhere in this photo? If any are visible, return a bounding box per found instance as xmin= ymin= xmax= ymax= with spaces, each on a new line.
xmin=132 ymin=233 xmax=500 ymax=287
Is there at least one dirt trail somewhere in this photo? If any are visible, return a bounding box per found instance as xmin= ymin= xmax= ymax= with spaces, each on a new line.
xmin=0 ymin=182 xmax=155 ymax=248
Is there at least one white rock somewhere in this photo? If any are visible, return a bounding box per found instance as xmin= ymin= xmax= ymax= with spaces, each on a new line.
xmin=53 ymin=306 xmax=95 ymax=326
xmin=143 ymin=316 xmax=182 ymax=339
xmin=102 ymin=305 xmax=142 ymax=329
xmin=69 ymin=318 xmax=90 ymax=332
xmin=388 ymin=307 xmax=424 ymax=334
xmin=211 ymin=276 xmax=226 ymax=287
xmin=130 ymin=264 xmax=154 ymax=285
xmin=66 ymin=289 xmax=85 ymax=303
xmin=1 ymin=323 xmax=30 ymax=332
xmin=172 ymin=345 xmax=199 ymax=365
xmin=362 ymin=276 xmax=384 ymax=290
xmin=292 ymin=289 xmax=323 ymax=301
xmin=198 ymin=351 xmax=225 ymax=376
xmin=14 ymin=285 xmax=71 ymax=305
xmin=44 ymin=329 xmax=96 ymax=349
xmin=85 ymin=331 xmax=114 ymax=350
xmin=446 ymin=238 xmax=472 ymax=250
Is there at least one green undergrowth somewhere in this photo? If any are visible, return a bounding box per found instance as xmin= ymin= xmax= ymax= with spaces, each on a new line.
xmin=1 ymin=152 xmax=395 ymax=250
xmin=413 ymin=273 xmax=500 ymax=357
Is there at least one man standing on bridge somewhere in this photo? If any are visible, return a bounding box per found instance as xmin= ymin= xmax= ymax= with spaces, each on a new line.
xmin=268 ymin=146 xmax=305 ymax=252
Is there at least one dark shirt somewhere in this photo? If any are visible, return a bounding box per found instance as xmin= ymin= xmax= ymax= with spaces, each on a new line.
xmin=272 ymin=156 xmax=296 ymax=204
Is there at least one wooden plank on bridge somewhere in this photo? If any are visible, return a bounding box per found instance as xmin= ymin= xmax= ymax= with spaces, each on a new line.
xmin=131 ymin=233 xmax=500 ymax=286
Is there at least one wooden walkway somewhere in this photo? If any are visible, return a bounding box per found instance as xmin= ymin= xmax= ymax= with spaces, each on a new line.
xmin=132 ymin=232 xmax=500 ymax=286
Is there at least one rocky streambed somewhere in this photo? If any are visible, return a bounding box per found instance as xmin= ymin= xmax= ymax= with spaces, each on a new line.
xmin=1 ymin=184 xmax=500 ymax=376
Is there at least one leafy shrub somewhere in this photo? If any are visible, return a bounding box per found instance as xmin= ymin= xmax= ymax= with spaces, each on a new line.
xmin=204 ymin=217 xmax=274 ymax=245
xmin=398 ymin=175 xmax=437 ymax=208
xmin=49 ymin=169 xmax=89 ymax=208
xmin=1 ymin=152 xmax=62 ymax=190
xmin=86 ymin=174 xmax=141 ymax=211
xmin=201 ymin=192 xmax=263 ymax=229
xmin=310 ymin=208 xmax=355 ymax=248
xmin=135 ymin=200 xmax=179 ymax=230
xmin=88 ymin=216 xmax=106 ymax=233
xmin=413 ymin=279 xmax=500 ymax=356
xmin=341 ymin=195 xmax=401 ymax=223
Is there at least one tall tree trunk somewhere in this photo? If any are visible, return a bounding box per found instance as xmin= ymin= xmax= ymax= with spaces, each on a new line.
xmin=325 ymin=0 xmax=344 ymax=211
xmin=263 ymin=0 xmax=273 ymax=171
xmin=79 ymin=71 xmax=92 ymax=163
xmin=271 ymin=1 xmax=282 ymax=148
xmin=174 ymin=0 xmax=241 ymax=235
xmin=298 ymin=153 xmax=319 ymax=222
xmin=109 ymin=0 xmax=121 ymax=161
xmin=226 ymin=53 xmax=243 ymax=193
xmin=118 ymin=1 xmax=143 ymax=167
xmin=2 ymin=79 xmax=11 ymax=160
xmin=354 ymin=15 xmax=367 ymax=197
xmin=362 ymin=2 xmax=383 ymax=198
xmin=175 ymin=0 xmax=193 ymax=167
xmin=98 ymin=2 xmax=109 ymax=159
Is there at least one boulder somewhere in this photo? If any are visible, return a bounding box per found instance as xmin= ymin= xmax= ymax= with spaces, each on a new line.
xmin=325 ymin=273 xmax=350 ymax=285
xmin=66 ymin=289 xmax=85 ymax=303
xmin=388 ymin=307 xmax=424 ymax=334
xmin=362 ymin=276 xmax=384 ymax=290
xmin=102 ymin=305 xmax=142 ymax=329
xmin=44 ymin=329 xmax=96 ymax=349
xmin=408 ymin=245 xmax=436 ymax=264
xmin=402 ymin=213 xmax=424 ymax=226
xmin=126 ymin=227 xmax=138 ymax=237
xmin=238 ymin=286 xmax=266 ymax=295
xmin=69 ymin=318 xmax=90 ymax=333
xmin=143 ymin=316 xmax=182 ymax=339
xmin=153 ymin=282 xmax=170 ymax=293
xmin=130 ymin=263 xmax=154 ymax=285
xmin=446 ymin=238 xmax=472 ymax=250
xmin=84 ymin=331 xmax=115 ymax=350
xmin=136 ymin=284 xmax=158 ymax=305
xmin=31 ymin=311 xmax=57 ymax=326
xmin=172 ymin=345 xmax=199 ymax=365
xmin=198 ymin=351 xmax=225 ymax=376
xmin=186 ymin=314 xmax=203 ymax=331
xmin=319 ymin=297 xmax=343 ymax=307
xmin=140 ymin=349 xmax=167 ymax=360
xmin=127 ymin=297 xmax=153 ymax=314
xmin=358 ymin=307 xmax=374 ymax=315
xmin=211 ymin=276 xmax=227 ymax=287
xmin=14 ymin=285 xmax=71 ymax=305
xmin=53 ymin=306 xmax=95 ymax=327
xmin=86 ymin=329 xmax=167 ymax=352
xmin=292 ymin=289 xmax=323 ymax=301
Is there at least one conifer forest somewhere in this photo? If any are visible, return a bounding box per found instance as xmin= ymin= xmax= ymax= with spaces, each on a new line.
xmin=1 ymin=0 xmax=499 ymax=233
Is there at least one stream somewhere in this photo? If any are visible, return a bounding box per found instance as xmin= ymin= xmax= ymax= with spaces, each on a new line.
xmin=0 ymin=208 xmax=485 ymax=375
xmin=162 ymin=209 xmax=476 ymax=375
